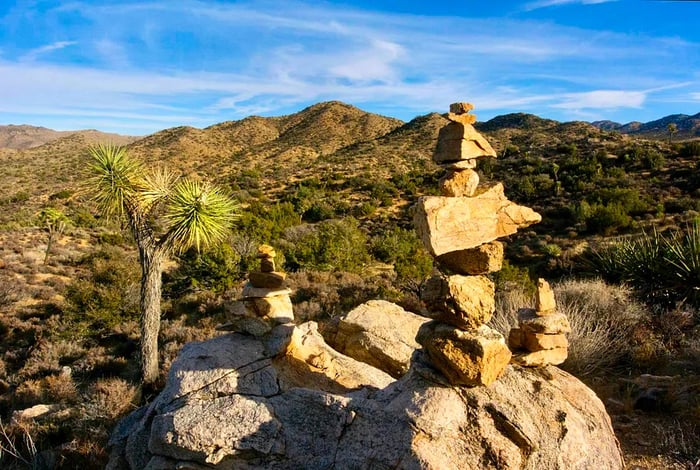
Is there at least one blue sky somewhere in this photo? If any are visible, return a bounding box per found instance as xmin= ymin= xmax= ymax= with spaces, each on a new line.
xmin=0 ymin=0 xmax=699 ymax=135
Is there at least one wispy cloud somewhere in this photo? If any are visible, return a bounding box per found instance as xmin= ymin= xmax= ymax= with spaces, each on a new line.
xmin=523 ymin=0 xmax=619 ymax=12
xmin=20 ymin=40 xmax=77 ymax=62
xmin=551 ymin=90 xmax=647 ymax=110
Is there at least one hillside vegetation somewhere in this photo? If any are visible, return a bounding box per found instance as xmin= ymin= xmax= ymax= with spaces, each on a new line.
xmin=1 ymin=101 xmax=699 ymax=467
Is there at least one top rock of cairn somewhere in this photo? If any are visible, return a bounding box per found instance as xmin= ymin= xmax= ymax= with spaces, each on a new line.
xmin=434 ymin=102 xmax=497 ymax=165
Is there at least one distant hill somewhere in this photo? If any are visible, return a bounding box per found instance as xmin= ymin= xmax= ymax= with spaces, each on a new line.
xmin=0 ymin=124 xmax=137 ymax=149
xmin=3 ymin=101 xmax=700 ymax=239
xmin=591 ymin=113 xmax=700 ymax=140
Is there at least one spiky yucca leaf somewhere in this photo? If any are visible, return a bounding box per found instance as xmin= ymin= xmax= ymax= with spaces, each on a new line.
xmin=163 ymin=179 xmax=239 ymax=254
xmin=88 ymin=144 xmax=143 ymax=218
xmin=137 ymin=166 xmax=179 ymax=214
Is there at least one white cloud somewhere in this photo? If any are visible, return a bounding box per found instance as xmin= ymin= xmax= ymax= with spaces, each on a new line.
xmin=20 ymin=41 xmax=77 ymax=62
xmin=551 ymin=90 xmax=647 ymax=110
xmin=523 ymin=0 xmax=618 ymax=12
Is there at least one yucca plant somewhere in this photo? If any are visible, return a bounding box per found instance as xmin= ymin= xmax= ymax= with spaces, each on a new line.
xmin=87 ymin=144 xmax=239 ymax=385
xmin=587 ymin=220 xmax=700 ymax=310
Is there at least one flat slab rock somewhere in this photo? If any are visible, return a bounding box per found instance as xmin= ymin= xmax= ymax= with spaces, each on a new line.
xmin=414 ymin=183 xmax=541 ymax=257
xmin=107 ymin=324 xmax=624 ymax=470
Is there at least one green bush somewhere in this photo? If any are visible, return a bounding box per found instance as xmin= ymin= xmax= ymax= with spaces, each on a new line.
xmin=371 ymin=227 xmax=432 ymax=285
xmin=64 ymin=247 xmax=140 ymax=336
xmin=167 ymin=243 xmax=243 ymax=295
xmin=282 ymin=218 xmax=370 ymax=272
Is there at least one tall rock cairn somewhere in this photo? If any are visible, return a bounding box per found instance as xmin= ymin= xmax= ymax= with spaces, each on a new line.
xmin=508 ymin=278 xmax=571 ymax=366
xmin=414 ymin=102 xmax=542 ymax=387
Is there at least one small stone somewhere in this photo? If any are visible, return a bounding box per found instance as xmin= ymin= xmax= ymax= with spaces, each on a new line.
xmin=249 ymin=271 xmax=286 ymax=289
xmin=417 ymin=322 xmax=512 ymax=387
xmin=522 ymin=332 xmax=568 ymax=351
xmin=421 ymin=274 xmax=495 ymax=330
xmin=535 ymin=278 xmax=557 ymax=315
xmin=512 ymin=347 xmax=568 ymax=367
xmin=436 ymin=241 xmax=504 ymax=275
xmin=439 ymin=169 xmax=479 ymax=197
xmin=440 ymin=159 xmax=477 ymax=170
xmin=434 ymin=123 xmax=497 ymax=164
xmin=241 ymin=284 xmax=292 ymax=299
xmin=449 ymin=102 xmax=474 ymax=114
xmin=260 ymin=258 xmax=275 ymax=273
xmin=518 ymin=308 xmax=571 ymax=334
xmin=221 ymin=294 xmax=294 ymax=337
xmin=257 ymin=244 xmax=276 ymax=258
xmin=446 ymin=112 xmax=477 ymax=125
xmin=507 ymin=328 xmax=524 ymax=350
xmin=13 ymin=404 xmax=64 ymax=421
xmin=413 ymin=184 xmax=542 ymax=257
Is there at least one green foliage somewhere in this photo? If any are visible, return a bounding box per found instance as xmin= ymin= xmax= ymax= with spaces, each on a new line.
xmin=282 ymin=218 xmax=370 ymax=272
xmin=371 ymin=227 xmax=432 ymax=284
xmin=64 ymin=247 xmax=140 ymax=336
xmin=679 ymin=141 xmax=700 ymax=157
xmin=236 ymin=201 xmax=300 ymax=241
xmin=586 ymin=220 xmax=700 ymax=309
xmin=168 ymin=243 xmax=242 ymax=295
xmin=491 ymin=260 xmax=535 ymax=294
xmin=164 ymin=180 xmax=240 ymax=253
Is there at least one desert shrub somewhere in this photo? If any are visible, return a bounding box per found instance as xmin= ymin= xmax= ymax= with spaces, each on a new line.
xmin=63 ymin=246 xmax=140 ymax=337
xmin=49 ymin=189 xmax=73 ymax=200
xmin=371 ymin=227 xmax=432 ymax=286
xmin=14 ymin=373 xmax=79 ymax=408
xmin=586 ymin=221 xmax=700 ymax=309
xmin=679 ymin=141 xmax=700 ymax=157
xmin=167 ymin=243 xmax=242 ymax=295
xmin=281 ymin=218 xmax=370 ymax=272
xmin=18 ymin=340 xmax=85 ymax=380
xmin=81 ymin=378 xmax=139 ymax=421
xmin=288 ymin=270 xmax=397 ymax=320
xmin=490 ymin=279 xmax=648 ymax=376
xmin=584 ymin=202 xmax=634 ymax=235
xmin=236 ymin=201 xmax=299 ymax=241
xmin=490 ymin=260 xmax=535 ymax=294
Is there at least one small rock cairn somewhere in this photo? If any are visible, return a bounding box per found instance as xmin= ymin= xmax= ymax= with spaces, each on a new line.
xmin=218 ymin=244 xmax=294 ymax=341
xmin=414 ymin=102 xmax=542 ymax=387
xmin=508 ymin=278 xmax=571 ymax=366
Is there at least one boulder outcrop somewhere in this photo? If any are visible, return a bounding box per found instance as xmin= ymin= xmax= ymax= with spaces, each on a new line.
xmin=108 ymin=328 xmax=624 ymax=469
xmin=328 ymin=300 xmax=430 ymax=378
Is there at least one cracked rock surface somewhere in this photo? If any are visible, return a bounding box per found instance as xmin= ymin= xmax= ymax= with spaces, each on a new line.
xmin=107 ymin=322 xmax=624 ymax=469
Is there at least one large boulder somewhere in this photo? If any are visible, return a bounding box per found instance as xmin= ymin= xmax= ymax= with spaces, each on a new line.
xmin=329 ymin=300 xmax=430 ymax=378
xmin=108 ymin=324 xmax=624 ymax=469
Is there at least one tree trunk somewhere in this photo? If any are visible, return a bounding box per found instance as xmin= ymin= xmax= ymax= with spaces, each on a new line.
xmin=44 ymin=231 xmax=54 ymax=265
xmin=139 ymin=246 xmax=163 ymax=386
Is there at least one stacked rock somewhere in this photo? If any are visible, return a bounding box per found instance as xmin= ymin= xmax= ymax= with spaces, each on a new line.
xmin=415 ymin=102 xmax=542 ymax=387
xmin=508 ymin=279 xmax=571 ymax=367
xmin=218 ymin=245 xmax=294 ymax=340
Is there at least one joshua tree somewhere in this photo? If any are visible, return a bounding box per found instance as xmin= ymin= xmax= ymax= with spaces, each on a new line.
xmin=88 ymin=144 xmax=238 ymax=385
xmin=667 ymin=123 xmax=678 ymax=143
xmin=38 ymin=207 xmax=68 ymax=264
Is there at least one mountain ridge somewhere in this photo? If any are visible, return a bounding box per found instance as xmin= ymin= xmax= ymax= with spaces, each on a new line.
xmin=3 ymin=103 xmax=698 ymax=152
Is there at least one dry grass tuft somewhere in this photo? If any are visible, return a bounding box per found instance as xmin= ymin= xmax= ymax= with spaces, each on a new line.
xmin=82 ymin=378 xmax=139 ymax=421
xmin=491 ymin=278 xmax=649 ymax=376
